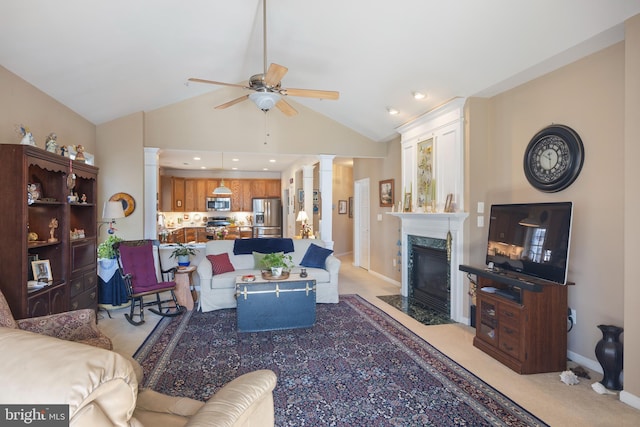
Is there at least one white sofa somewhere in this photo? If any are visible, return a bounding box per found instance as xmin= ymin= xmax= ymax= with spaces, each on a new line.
xmin=197 ymin=239 xmax=340 ymax=312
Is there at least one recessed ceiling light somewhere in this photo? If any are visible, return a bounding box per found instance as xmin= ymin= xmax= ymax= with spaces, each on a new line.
xmin=232 ymin=158 xmax=239 ymax=162
xmin=263 ymin=168 xmax=269 ymax=171
xmin=200 ymin=166 xmax=206 ymax=169
xmin=231 ymin=167 xmax=238 ymax=170
xmin=387 ymin=107 xmax=399 ymax=115
xmin=193 ymin=156 xmax=201 ymax=161
xmin=269 ymin=159 xmax=276 ymax=163
xmin=413 ymin=91 xmax=426 ymax=100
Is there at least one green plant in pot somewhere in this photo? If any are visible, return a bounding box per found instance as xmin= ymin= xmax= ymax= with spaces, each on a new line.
xmin=169 ymin=243 xmax=198 ymax=267
xmin=260 ymin=252 xmax=294 ymax=277
xmin=97 ymin=235 xmax=123 ymax=269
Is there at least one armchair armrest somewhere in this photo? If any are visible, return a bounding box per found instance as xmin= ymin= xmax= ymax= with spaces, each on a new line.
xmin=186 ymin=369 xmax=277 ymax=427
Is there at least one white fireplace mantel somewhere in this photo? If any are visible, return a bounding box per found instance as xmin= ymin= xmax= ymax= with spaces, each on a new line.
xmin=387 ymin=211 xmax=469 ymax=323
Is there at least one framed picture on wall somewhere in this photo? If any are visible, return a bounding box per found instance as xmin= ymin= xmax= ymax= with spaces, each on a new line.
xmin=348 ymin=197 xmax=353 ymax=218
xmin=379 ymin=179 xmax=394 ymax=207
xmin=338 ymin=200 xmax=347 ymax=214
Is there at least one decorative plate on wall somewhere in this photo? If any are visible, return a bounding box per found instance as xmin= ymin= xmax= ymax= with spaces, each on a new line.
xmin=109 ymin=192 xmax=136 ymax=217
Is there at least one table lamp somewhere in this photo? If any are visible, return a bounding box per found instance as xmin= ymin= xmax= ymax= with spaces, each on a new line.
xmin=101 ymin=201 xmax=126 ymax=234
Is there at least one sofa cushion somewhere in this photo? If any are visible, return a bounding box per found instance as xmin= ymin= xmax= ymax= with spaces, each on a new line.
xmin=207 ymin=253 xmax=235 ymax=275
xmin=300 ymin=243 xmax=334 ymax=269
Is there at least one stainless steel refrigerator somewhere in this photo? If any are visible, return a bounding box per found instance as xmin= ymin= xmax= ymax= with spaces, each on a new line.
xmin=252 ymin=197 xmax=282 ymax=238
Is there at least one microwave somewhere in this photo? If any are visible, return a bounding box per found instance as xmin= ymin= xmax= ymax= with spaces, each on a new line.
xmin=206 ymin=197 xmax=231 ymax=211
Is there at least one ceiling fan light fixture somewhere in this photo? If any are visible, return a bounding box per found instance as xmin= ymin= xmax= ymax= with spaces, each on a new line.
xmin=249 ymin=92 xmax=281 ymax=111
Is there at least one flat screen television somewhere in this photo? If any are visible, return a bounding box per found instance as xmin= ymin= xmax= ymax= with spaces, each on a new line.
xmin=486 ymin=202 xmax=573 ymax=284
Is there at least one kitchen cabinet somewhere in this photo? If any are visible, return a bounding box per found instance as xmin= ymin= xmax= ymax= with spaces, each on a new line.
xmin=164 ymin=178 xmax=281 ymax=212
xmin=172 ymin=177 xmax=185 ymax=211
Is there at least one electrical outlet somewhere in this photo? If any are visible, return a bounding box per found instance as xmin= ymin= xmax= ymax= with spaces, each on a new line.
xmin=570 ymin=308 xmax=577 ymax=325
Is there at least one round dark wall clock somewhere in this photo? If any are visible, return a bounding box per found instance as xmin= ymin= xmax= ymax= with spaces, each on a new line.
xmin=523 ymin=124 xmax=584 ymax=192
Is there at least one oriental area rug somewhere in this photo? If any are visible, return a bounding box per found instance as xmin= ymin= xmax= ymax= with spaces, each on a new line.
xmin=134 ymin=294 xmax=548 ymax=426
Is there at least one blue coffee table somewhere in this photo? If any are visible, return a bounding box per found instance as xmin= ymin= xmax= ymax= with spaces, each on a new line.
xmin=235 ymin=273 xmax=316 ymax=332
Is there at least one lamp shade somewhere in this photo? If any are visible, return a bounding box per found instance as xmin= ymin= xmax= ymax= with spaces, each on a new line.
xmin=103 ymin=201 xmax=125 ymax=219
xmin=212 ymin=179 xmax=232 ymax=195
xmin=249 ymin=92 xmax=281 ymax=111
xmin=296 ymin=210 xmax=309 ymax=222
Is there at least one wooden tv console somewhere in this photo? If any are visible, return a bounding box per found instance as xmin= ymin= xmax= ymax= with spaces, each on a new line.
xmin=460 ymin=265 xmax=569 ymax=374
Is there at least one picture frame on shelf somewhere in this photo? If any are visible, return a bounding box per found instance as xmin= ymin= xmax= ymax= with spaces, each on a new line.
xmin=31 ymin=259 xmax=52 ymax=283
xmin=27 ymin=254 xmax=39 ymax=281
xmin=379 ymin=179 xmax=394 ymax=207
xmin=444 ymin=193 xmax=454 ymax=212
xmin=338 ymin=200 xmax=347 ymax=214
xmin=403 ymin=193 xmax=412 ymax=212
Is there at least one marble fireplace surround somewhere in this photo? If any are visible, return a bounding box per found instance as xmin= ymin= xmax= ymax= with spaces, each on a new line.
xmin=388 ymin=212 xmax=468 ymax=323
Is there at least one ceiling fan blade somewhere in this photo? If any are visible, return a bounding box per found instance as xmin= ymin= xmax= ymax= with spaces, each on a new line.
xmin=264 ymin=63 xmax=288 ymax=87
xmin=283 ymin=88 xmax=339 ymax=100
xmin=215 ymin=95 xmax=250 ymax=110
xmin=276 ymin=99 xmax=298 ymax=117
xmin=188 ymin=78 xmax=248 ymax=89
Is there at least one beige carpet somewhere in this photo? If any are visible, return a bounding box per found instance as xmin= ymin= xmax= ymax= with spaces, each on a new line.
xmin=99 ymin=255 xmax=640 ymax=426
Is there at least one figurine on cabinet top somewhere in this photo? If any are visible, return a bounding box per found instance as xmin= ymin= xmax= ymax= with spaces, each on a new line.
xmin=16 ymin=124 xmax=36 ymax=146
xmin=75 ymin=145 xmax=86 ymax=162
xmin=48 ymin=218 xmax=59 ymax=243
xmin=45 ymin=133 xmax=58 ymax=153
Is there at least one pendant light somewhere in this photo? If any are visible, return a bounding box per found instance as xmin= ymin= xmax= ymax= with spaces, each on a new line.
xmin=213 ymin=153 xmax=232 ymax=194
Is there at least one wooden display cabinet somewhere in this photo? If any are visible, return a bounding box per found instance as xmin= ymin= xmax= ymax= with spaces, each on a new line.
xmin=461 ymin=265 xmax=568 ymax=374
xmin=0 ymin=145 xmax=98 ymax=319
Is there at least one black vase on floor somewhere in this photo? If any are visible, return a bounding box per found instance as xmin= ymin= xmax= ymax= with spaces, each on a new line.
xmin=595 ymin=324 xmax=624 ymax=390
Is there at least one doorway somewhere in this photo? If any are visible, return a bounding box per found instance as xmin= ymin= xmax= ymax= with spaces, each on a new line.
xmin=353 ymin=178 xmax=370 ymax=270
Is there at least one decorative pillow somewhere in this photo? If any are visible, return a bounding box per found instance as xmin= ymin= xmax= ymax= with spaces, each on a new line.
xmin=207 ymin=253 xmax=235 ymax=275
xmin=300 ymin=244 xmax=334 ymax=269
xmin=253 ymin=251 xmax=283 ymax=269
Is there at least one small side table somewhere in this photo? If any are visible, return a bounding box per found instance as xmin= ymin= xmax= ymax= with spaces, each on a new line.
xmin=174 ymin=266 xmax=196 ymax=311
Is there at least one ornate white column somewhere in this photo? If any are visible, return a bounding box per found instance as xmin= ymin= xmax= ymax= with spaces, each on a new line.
xmin=144 ymin=147 xmax=160 ymax=239
xmin=318 ymin=154 xmax=335 ymax=249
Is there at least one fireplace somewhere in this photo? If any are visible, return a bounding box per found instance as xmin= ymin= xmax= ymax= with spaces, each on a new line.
xmin=388 ymin=212 xmax=468 ymax=323
xmin=411 ymin=245 xmax=449 ymax=315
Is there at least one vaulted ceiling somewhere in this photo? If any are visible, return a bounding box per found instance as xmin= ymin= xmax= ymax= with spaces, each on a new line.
xmin=2 ymin=1 xmax=639 ymax=168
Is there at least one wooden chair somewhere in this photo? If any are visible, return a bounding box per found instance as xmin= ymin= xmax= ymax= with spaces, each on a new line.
xmin=115 ymin=240 xmax=185 ymax=326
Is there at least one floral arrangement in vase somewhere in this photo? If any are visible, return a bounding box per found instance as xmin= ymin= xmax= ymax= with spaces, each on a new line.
xmin=215 ymin=228 xmax=229 ymax=240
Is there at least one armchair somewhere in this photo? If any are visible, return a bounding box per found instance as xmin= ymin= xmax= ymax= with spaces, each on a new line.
xmin=0 ymin=327 xmax=277 ymax=426
xmin=0 ymin=289 xmax=112 ymax=350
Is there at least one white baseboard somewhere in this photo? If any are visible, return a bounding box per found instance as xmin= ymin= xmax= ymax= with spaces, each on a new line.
xmin=620 ymin=390 xmax=640 ymax=410
xmin=567 ymin=350 xmax=602 ymax=374
xmin=367 ymin=269 xmax=401 ymax=286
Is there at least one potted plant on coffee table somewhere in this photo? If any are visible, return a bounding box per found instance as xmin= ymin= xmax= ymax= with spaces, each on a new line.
xmin=260 ymin=252 xmax=294 ymax=278
xmin=169 ymin=242 xmax=198 ymax=267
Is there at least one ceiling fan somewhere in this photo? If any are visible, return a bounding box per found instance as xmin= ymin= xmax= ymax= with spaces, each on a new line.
xmin=188 ymin=0 xmax=339 ymax=117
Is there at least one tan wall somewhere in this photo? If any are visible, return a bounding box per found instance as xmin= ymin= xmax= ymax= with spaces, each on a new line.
xmin=623 ymin=14 xmax=640 ymax=399
xmin=466 ymin=41 xmax=629 ymax=377
xmin=332 ymin=163 xmax=354 ymax=256
xmin=353 ymin=137 xmax=402 ymax=283
xmin=144 ymin=87 xmax=385 ymax=158
xmin=0 ymin=66 xmax=95 ymax=152
xmin=96 ymin=112 xmax=145 ymax=241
